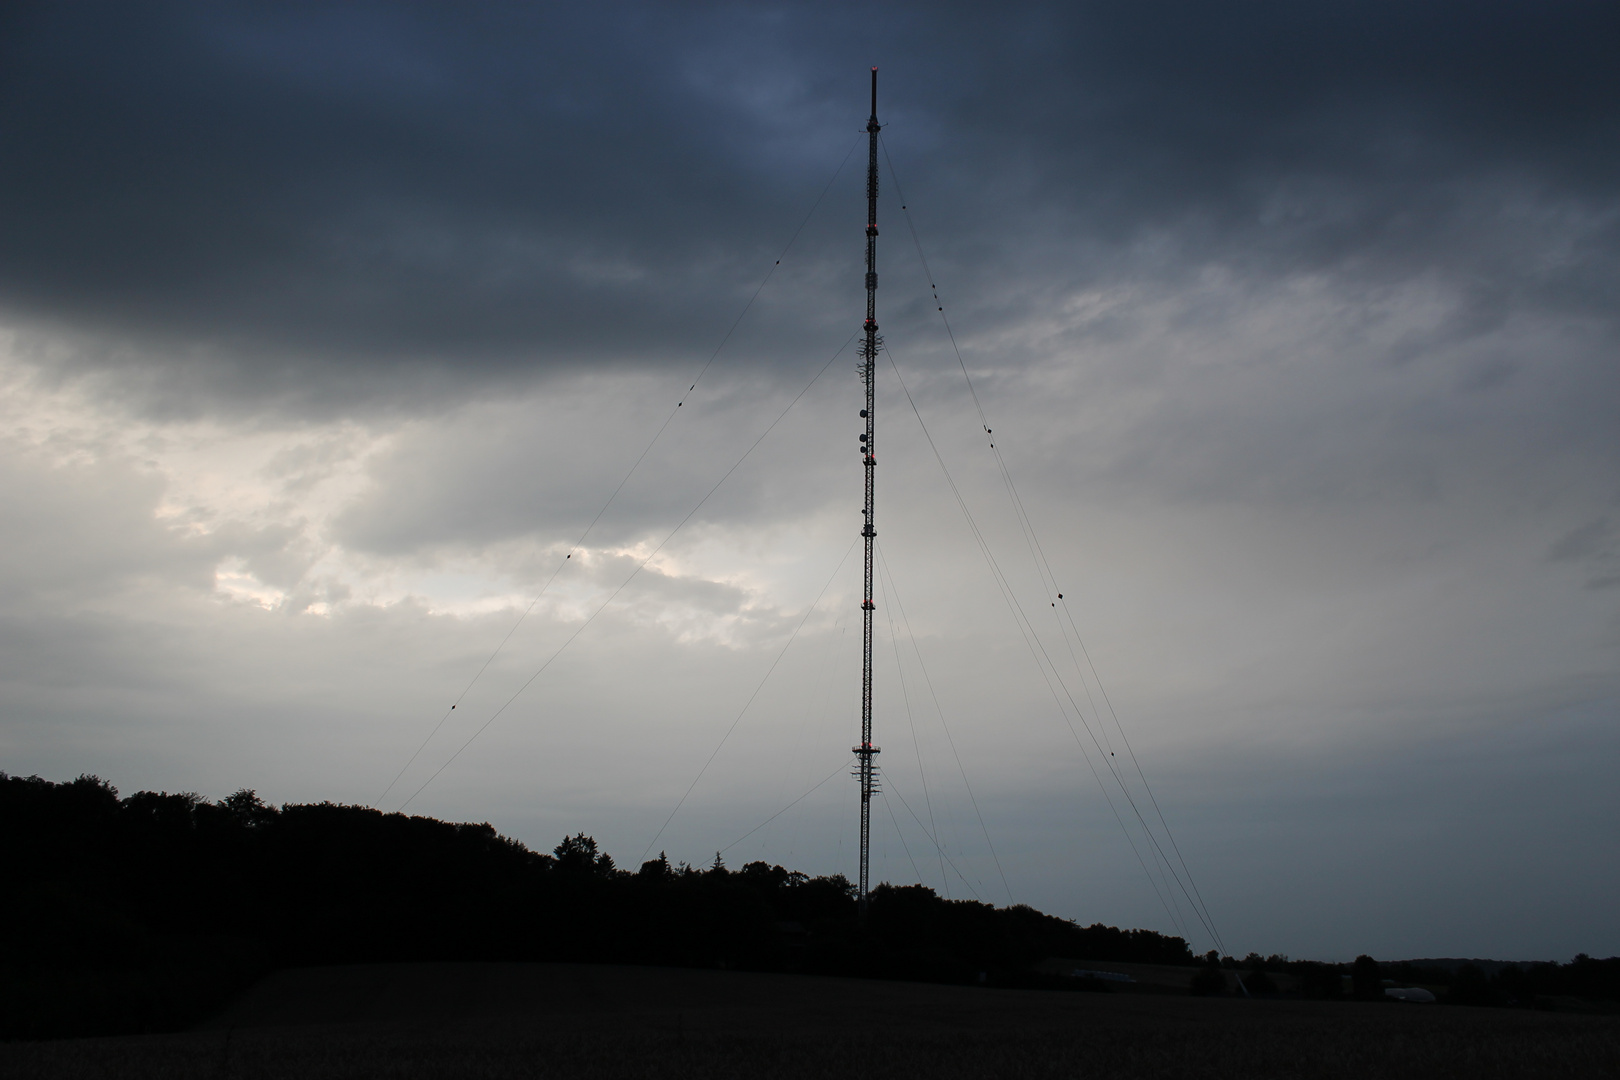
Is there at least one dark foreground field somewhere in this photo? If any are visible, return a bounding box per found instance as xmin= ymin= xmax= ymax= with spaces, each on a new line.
xmin=3 ymin=962 xmax=1617 ymax=1080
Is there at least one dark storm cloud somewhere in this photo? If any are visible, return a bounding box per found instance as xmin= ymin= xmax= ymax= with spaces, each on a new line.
xmin=1549 ymin=514 xmax=1620 ymax=590
xmin=0 ymin=1 xmax=1615 ymax=409
xmin=0 ymin=3 xmax=836 ymax=394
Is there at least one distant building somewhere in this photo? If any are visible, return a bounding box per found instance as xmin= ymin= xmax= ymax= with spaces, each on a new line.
xmin=1069 ymin=969 xmax=1134 ymax=983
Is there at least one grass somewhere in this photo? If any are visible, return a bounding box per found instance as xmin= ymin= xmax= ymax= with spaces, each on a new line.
xmin=2 ymin=961 xmax=1615 ymax=1079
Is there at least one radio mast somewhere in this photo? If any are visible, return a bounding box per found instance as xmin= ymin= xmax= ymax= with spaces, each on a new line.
xmin=855 ymin=67 xmax=882 ymax=919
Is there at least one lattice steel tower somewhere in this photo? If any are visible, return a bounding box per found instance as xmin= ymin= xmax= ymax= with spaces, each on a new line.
xmin=854 ymin=67 xmax=882 ymax=919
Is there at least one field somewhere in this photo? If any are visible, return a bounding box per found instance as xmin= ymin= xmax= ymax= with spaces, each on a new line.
xmin=2 ymin=961 xmax=1616 ymax=1079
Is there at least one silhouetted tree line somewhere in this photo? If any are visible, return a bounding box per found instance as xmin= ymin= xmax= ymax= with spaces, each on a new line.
xmin=1187 ymin=949 xmax=1620 ymax=1007
xmin=1 ymin=773 xmax=1193 ymax=1039
xmin=1377 ymin=955 xmax=1620 ymax=1008
xmin=12 ymin=773 xmax=1613 ymax=1039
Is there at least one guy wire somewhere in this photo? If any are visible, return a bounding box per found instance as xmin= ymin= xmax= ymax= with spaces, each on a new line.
xmin=375 ymin=134 xmax=861 ymax=808
xmin=881 ymin=138 xmax=1226 ymax=951
xmin=400 ymin=332 xmax=858 ymax=811
xmin=641 ymin=535 xmax=860 ymax=863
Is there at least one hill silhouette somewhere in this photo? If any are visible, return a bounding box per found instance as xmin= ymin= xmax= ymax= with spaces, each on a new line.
xmin=2 ymin=772 xmax=1192 ymax=1039
xmin=5 ymin=772 xmax=1616 ymax=1041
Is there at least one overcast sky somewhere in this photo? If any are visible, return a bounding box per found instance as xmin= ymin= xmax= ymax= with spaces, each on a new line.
xmin=2 ymin=0 xmax=1617 ymax=962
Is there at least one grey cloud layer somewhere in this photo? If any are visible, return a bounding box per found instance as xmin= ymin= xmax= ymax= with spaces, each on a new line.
xmin=2 ymin=1 xmax=1614 ymax=412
